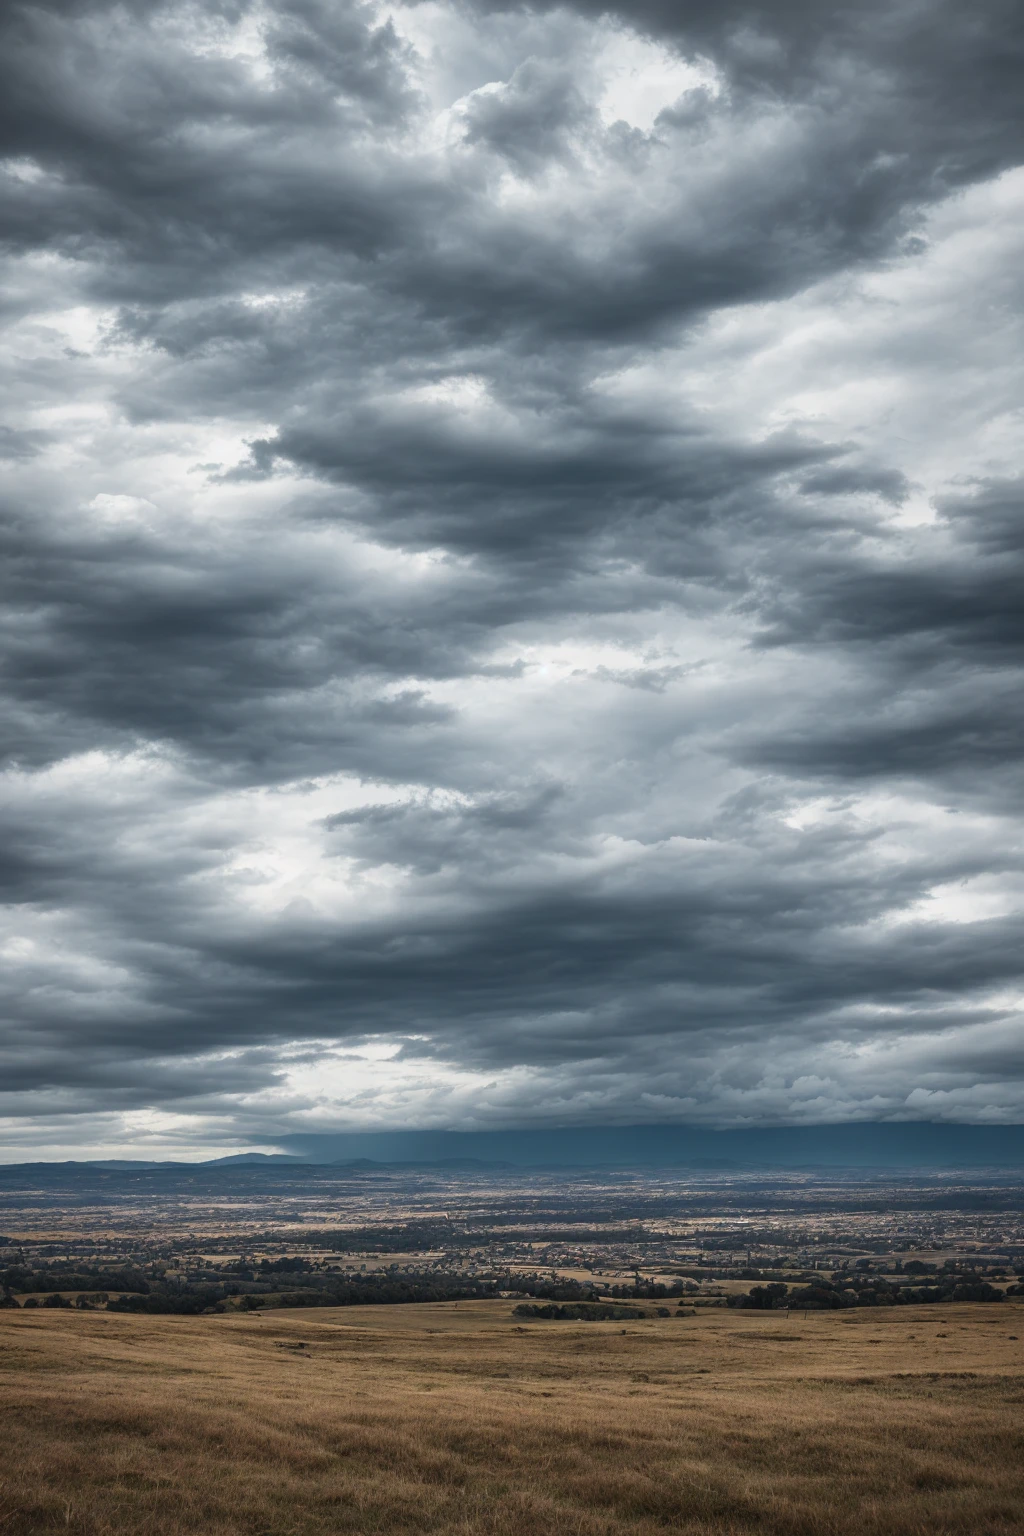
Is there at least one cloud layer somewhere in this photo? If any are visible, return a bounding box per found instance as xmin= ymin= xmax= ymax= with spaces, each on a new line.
xmin=1 ymin=0 xmax=1023 ymax=1157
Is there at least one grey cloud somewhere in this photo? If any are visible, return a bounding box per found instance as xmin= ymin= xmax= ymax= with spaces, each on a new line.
xmin=459 ymin=58 xmax=594 ymax=170
xmin=0 ymin=426 xmax=49 ymax=461
xmin=798 ymin=465 xmax=912 ymax=505
xmin=736 ymin=481 xmax=1024 ymax=789
xmin=5 ymin=0 xmax=1012 ymax=347
xmin=755 ymin=483 xmax=1024 ymax=656
xmin=0 ymin=0 xmax=1023 ymax=1149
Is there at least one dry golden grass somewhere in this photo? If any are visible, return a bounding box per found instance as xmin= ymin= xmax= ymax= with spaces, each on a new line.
xmin=1 ymin=1300 xmax=1023 ymax=1536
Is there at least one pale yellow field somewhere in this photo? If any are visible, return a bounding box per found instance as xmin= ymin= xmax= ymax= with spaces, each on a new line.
xmin=1 ymin=1300 xmax=1022 ymax=1535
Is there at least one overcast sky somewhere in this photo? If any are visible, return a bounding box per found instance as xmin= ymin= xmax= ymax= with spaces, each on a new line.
xmin=1 ymin=0 xmax=1023 ymax=1160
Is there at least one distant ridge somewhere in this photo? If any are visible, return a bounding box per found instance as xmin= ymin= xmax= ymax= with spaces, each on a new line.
xmin=278 ymin=1122 xmax=1024 ymax=1170
xmin=4 ymin=1122 xmax=1024 ymax=1171
xmin=0 ymin=1154 xmax=519 ymax=1174
xmin=60 ymin=1160 xmax=169 ymax=1170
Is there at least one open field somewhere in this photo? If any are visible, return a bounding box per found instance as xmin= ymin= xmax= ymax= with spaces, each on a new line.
xmin=1 ymin=1300 xmax=1023 ymax=1536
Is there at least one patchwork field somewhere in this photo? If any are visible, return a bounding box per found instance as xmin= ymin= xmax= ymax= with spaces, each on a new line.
xmin=1 ymin=1300 xmax=1022 ymax=1536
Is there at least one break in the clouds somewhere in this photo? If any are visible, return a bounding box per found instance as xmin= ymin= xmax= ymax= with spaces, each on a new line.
xmin=1 ymin=0 xmax=1023 ymax=1159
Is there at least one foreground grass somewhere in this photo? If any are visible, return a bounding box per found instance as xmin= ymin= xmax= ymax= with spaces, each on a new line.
xmin=1 ymin=1301 xmax=1023 ymax=1535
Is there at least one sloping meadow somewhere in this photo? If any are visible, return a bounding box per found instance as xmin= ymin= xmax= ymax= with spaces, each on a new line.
xmin=1 ymin=1299 xmax=1022 ymax=1535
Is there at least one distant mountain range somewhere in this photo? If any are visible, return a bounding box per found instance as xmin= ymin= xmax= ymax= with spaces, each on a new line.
xmin=0 ymin=1153 xmax=518 ymax=1173
xmin=203 ymin=1154 xmax=517 ymax=1170
xmin=4 ymin=1122 xmax=1024 ymax=1171
xmin=275 ymin=1122 xmax=1024 ymax=1169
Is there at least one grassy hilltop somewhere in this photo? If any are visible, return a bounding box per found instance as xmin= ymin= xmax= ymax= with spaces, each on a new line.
xmin=1 ymin=1300 xmax=1023 ymax=1536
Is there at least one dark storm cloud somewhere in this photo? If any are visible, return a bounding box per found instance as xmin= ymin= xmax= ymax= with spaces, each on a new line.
xmin=757 ymin=483 xmax=1024 ymax=657
xmin=6 ymin=0 xmax=1020 ymax=346
xmin=1 ymin=0 xmax=1023 ymax=1153
xmin=738 ymin=481 xmax=1024 ymax=788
